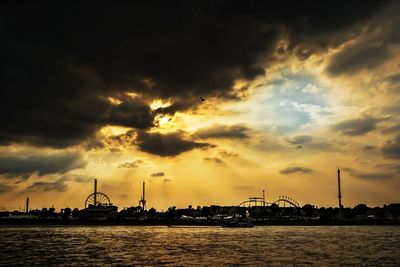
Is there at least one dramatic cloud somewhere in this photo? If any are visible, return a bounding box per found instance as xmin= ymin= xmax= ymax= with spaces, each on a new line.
xmin=331 ymin=117 xmax=382 ymax=136
xmin=0 ymin=184 xmax=13 ymax=194
xmin=150 ymin=172 xmax=165 ymax=177
xmin=380 ymin=135 xmax=400 ymax=159
xmin=27 ymin=180 xmax=68 ymax=192
xmin=280 ymin=166 xmax=314 ymax=175
xmin=203 ymin=157 xmax=225 ymax=164
xmin=326 ymin=2 xmax=400 ymax=76
xmin=0 ymin=152 xmax=86 ymax=179
xmin=0 ymin=1 xmax=388 ymax=148
xmin=118 ymin=159 xmax=144 ymax=169
xmin=136 ymin=131 xmax=210 ymax=157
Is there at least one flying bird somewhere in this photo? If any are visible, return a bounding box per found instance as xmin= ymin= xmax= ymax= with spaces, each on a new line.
xmin=200 ymin=97 xmax=205 ymax=102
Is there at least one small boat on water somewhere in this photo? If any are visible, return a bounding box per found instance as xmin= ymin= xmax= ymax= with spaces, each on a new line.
xmin=221 ymin=218 xmax=254 ymax=228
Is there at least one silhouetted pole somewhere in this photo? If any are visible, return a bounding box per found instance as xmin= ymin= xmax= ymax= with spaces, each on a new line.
xmin=337 ymin=169 xmax=342 ymax=217
xmin=94 ymin=178 xmax=97 ymax=206
xmin=139 ymin=181 xmax=146 ymax=211
xmin=26 ymin=197 xmax=29 ymax=214
xmin=262 ymin=190 xmax=265 ymax=207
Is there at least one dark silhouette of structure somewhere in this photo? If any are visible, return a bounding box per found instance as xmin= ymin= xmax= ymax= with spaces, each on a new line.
xmin=338 ymin=169 xmax=343 ymax=217
xmin=263 ymin=190 xmax=265 ymax=207
xmin=84 ymin=178 xmax=111 ymax=208
xmin=238 ymin=191 xmax=300 ymax=208
xmin=26 ymin=197 xmax=29 ymax=214
xmin=80 ymin=179 xmax=118 ymax=220
xmin=139 ymin=182 xmax=146 ymax=211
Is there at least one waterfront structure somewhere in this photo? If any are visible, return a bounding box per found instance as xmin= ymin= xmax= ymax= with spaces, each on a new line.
xmin=80 ymin=179 xmax=118 ymax=220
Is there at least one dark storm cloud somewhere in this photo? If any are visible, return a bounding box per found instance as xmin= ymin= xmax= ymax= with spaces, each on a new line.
xmin=194 ymin=124 xmax=250 ymax=139
xmin=27 ymin=180 xmax=68 ymax=192
xmin=0 ymin=0 xmax=388 ymax=148
xmin=380 ymin=135 xmax=400 ymax=159
xmin=280 ymin=166 xmax=314 ymax=174
xmin=151 ymin=172 xmax=165 ymax=177
xmin=136 ymin=131 xmax=211 ymax=157
xmin=0 ymin=152 xmax=86 ymax=179
xmin=331 ymin=117 xmax=382 ymax=136
xmin=327 ymin=42 xmax=390 ymax=76
xmin=326 ymin=2 xmax=400 ymax=76
xmin=0 ymin=184 xmax=13 ymax=194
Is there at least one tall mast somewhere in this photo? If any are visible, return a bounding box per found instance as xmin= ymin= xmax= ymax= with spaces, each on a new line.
xmin=337 ymin=169 xmax=342 ymax=217
xmin=262 ymin=190 xmax=265 ymax=207
xmin=94 ymin=178 xmax=97 ymax=206
xmin=26 ymin=197 xmax=29 ymax=214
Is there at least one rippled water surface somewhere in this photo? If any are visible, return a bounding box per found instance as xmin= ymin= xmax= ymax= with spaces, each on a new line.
xmin=1 ymin=225 xmax=399 ymax=266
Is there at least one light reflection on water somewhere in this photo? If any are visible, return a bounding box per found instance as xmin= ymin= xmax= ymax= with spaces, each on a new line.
xmin=0 ymin=226 xmax=399 ymax=266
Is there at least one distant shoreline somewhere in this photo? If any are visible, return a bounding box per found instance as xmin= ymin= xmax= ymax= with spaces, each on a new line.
xmin=1 ymin=219 xmax=399 ymax=227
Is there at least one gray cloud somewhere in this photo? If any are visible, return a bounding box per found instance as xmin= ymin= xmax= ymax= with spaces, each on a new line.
xmin=118 ymin=159 xmax=144 ymax=168
xmin=163 ymin=179 xmax=172 ymax=183
xmin=151 ymin=172 xmax=165 ymax=177
xmin=343 ymin=167 xmax=396 ymax=180
xmin=286 ymin=135 xmax=313 ymax=145
xmin=374 ymin=163 xmax=400 ymax=172
xmin=219 ymin=150 xmax=239 ymax=158
xmin=280 ymin=166 xmax=314 ymax=175
xmin=331 ymin=117 xmax=382 ymax=136
xmin=27 ymin=180 xmax=68 ymax=192
xmin=0 ymin=152 xmax=87 ymax=179
xmin=380 ymin=135 xmax=400 ymax=159
xmin=326 ymin=3 xmax=400 ymax=76
xmin=74 ymin=176 xmax=92 ymax=183
xmin=136 ymin=131 xmax=211 ymax=157
xmin=194 ymin=124 xmax=250 ymax=139
xmin=381 ymin=124 xmax=400 ymax=134
xmin=0 ymin=184 xmax=13 ymax=194
xmin=203 ymin=157 xmax=225 ymax=164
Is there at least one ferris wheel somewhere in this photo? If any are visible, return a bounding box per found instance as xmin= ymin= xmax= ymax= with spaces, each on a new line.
xmin=84 ymin=178 xmax=112 ymax=208
xmin=85 ymin=192 xmax=111 ymax=208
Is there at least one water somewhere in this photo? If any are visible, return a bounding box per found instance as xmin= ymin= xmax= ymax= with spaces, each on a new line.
xmin=0 ymin=225 xmax=399 ymax=266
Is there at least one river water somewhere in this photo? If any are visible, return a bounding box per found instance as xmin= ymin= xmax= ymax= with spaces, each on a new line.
xmin=0 ymin=225 xmax=399 ymax=266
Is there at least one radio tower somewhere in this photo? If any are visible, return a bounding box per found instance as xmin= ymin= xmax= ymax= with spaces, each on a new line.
xmin=337 ymin=169 xmax=343 ymax=217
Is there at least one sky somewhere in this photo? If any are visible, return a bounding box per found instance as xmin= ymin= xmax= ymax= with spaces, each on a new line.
xmin=0 ymin=0 xmax=399 ymax=211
